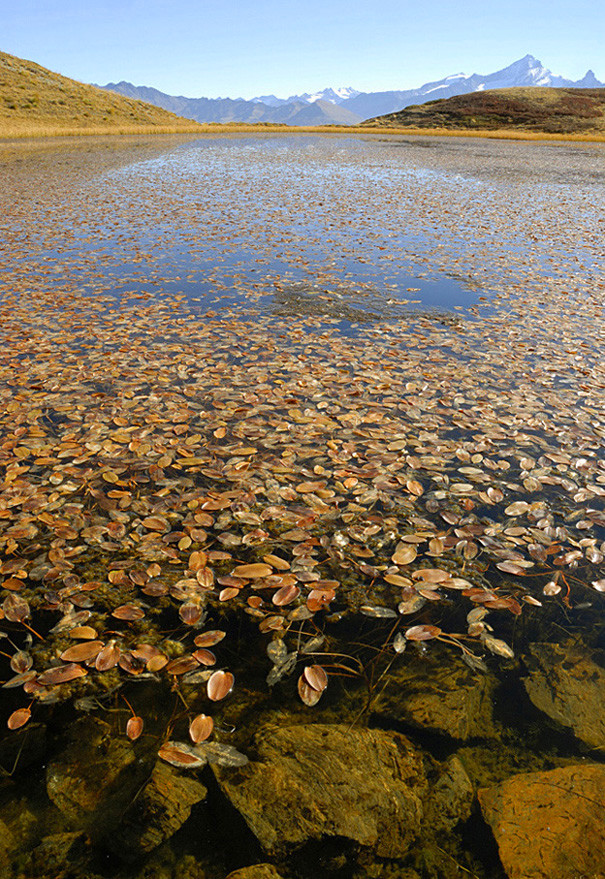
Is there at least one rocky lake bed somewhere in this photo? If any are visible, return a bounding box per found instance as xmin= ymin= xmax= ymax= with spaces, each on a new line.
xmin=0 ymin=132 xmax=604 ymax=878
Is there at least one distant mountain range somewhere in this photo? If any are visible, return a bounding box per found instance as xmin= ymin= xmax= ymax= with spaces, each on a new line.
xmin=99 ymin=55 xmax=603 ymax=126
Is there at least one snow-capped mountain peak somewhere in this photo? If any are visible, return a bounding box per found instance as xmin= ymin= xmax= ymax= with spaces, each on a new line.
xmin=101 ymin=56 xmax=603 ymax=127
xmin=483 ymin=55 xmax=551 ymax=87
xmin=251 ymin=86 xmax=361 ymax=105
xmin=298 ymin=86 xmax=361 ymax=104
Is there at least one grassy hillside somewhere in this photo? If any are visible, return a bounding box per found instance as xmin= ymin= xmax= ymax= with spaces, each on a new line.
xmin=365 ymin=87 xmax=605 ymax=135
xmin=0 ymin=50 xmax=203 ymax=137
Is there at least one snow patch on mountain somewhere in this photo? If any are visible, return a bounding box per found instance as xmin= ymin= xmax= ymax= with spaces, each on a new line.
xmin=253 ymin=86 xmax=361 ymax=105
xmin=99 ymin=55 xmax=603 ymax=127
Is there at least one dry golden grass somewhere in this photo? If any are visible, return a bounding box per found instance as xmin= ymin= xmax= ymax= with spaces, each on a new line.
xmin=351 ymin=125 xmax=605 ymax=143
xmin=0 ymin=50 xmax=203 ymax=137
xmin=4 ymin=121 xmax=604 ymax=143
xmin=1 ymin=122 xmax=204 ymax=138
xmin=185 ymin=124 xmax=605 ymax=143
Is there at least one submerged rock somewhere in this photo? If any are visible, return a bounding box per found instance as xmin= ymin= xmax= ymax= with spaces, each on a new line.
xmin=214 ymin=723 xmax=427 ymax=857
xmin=213 ymin=723 xmax=473 ymax=859
xmin=25 ymin=831 xmax=88 ymax=878
xmin=0 ymin=819 xmax=14 ymax=872
xmin=46 ymin=717 xmax=139 ymax=833
xmin=426 ymin=755 xmax=474 ymax=831
xmin=109 ymin=761 xmax=207 ymax=857
xmin=522 ymin=642 xmax=605 ymax=749
xmin=225 ymin=866 xmax=285 ymax=879
xmin=372 ymin=654 xmax=498 ymax=740
xmin=479 ymin=763 xmax=605 ymax=879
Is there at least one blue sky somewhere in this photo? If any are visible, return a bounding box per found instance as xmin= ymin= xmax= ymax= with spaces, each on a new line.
xmin=1 ymin=0 xmax=602 ymax=98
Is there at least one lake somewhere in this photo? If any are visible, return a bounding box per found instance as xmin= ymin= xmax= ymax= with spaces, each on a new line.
xmin=0 ymin=133 xmax=604 ymax=879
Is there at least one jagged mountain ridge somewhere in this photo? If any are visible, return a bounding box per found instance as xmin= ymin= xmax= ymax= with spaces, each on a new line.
xmin=98 ymin=82 xmax=362 ymax=125
xmin=99 ymin=55 xmax=603 ymax=126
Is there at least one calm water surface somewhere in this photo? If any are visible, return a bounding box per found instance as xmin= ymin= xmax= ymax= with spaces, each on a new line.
xmin=0 ymin=133 xmax=603 ymax=879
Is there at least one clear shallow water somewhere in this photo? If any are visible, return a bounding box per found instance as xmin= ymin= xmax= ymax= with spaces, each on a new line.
xmin=0 ymin=133 xmax=603 ymax=879
xmin=3 ymin=135 xmax=497 ymax=326
xmin=4 ymin=133 xmax=604 ymax=323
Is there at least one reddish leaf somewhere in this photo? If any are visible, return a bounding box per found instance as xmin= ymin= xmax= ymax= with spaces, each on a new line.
xmin=8 ymin=707 xmax=31 ymax=730
xmin=189 ymin=714 xmax=214 ymax=744
xmin=207 ymin=670 xmax=234 ymax=701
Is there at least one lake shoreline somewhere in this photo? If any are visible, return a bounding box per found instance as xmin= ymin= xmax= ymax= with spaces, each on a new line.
xmin=2 ymin=122 xmax=605 ymax=143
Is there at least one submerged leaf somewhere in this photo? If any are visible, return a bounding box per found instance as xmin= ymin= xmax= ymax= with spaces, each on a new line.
xmin=158 ymin=741 xmax=207 ymax=768
xmin=360 ymin=605 xmax=398 ymax=619
xmin=266 ymin=652 xmax=297 ymax=685
xmin=481 ymin=634 xmax=515 ymax=659
xmin=194 ymin=741 xmax=248 ymax=767
xmin=393 ymin=632 xmax=407 ymax=653
xmin=404 ymin=624 xmax=442 ymax=641
xmin=10 ymin=651 xmax=33 ymax=674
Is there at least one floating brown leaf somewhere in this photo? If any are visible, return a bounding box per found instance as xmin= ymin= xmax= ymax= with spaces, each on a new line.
xmin=194 ymin=630 xmax=226 ymax=648
xmin=37 ymin=663 xmax=88 ymax=685
xmin=7 ymin=707 xmax=31 ymax=730
xmin=303 ymin=664 xmax=328 ymax=692
xmin=126 ymin=715 xmax=144 ymax=741
xmin=192 ymin=648 xmax=216 ymax=666
xmin=142 ymin=516 xmax=170 ymax=532
xmin=298 ymin=675 xmax=323 ymax=706
xmin=207 ymin=670 xmax=234 ymax=701
xmin=391 ymin=545 xmax=417 ymax=566
xmin=165 ymin=655 xmax=200 ymax=676
xmin=112 ymin=605 xmax=146 ymax=621
xmin=60 ymin=641 xmax=104 ymax=662
xmin=68 ymin=626 xmax=98 ymax=640
xmin=189 ymin=713 xmax=214 ymax=744
xmin=272 ymin=584 xmax=300 ymax=606
xmin=95 ymin=640 xmax=121 ymax=671
xmin=232 ymin=563 xmax=273 ymax=578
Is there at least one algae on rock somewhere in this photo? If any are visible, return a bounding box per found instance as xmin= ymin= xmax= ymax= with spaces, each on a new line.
xmin=213 ymin=722 xmax=474 ymax=861
xmin=522 ymin=642 xmax=605 ymax=750
xmin=372 ymin=653 xmax=498 ymax=740
xmin=479 ymin=763 xmax=605 ymax=879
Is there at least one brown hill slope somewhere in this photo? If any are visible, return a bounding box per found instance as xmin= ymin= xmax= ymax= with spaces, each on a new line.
xmin=0 ymin=50 xmax=203 ymax=137
xmin=364 ymin=87 xmax=605 ymax=135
